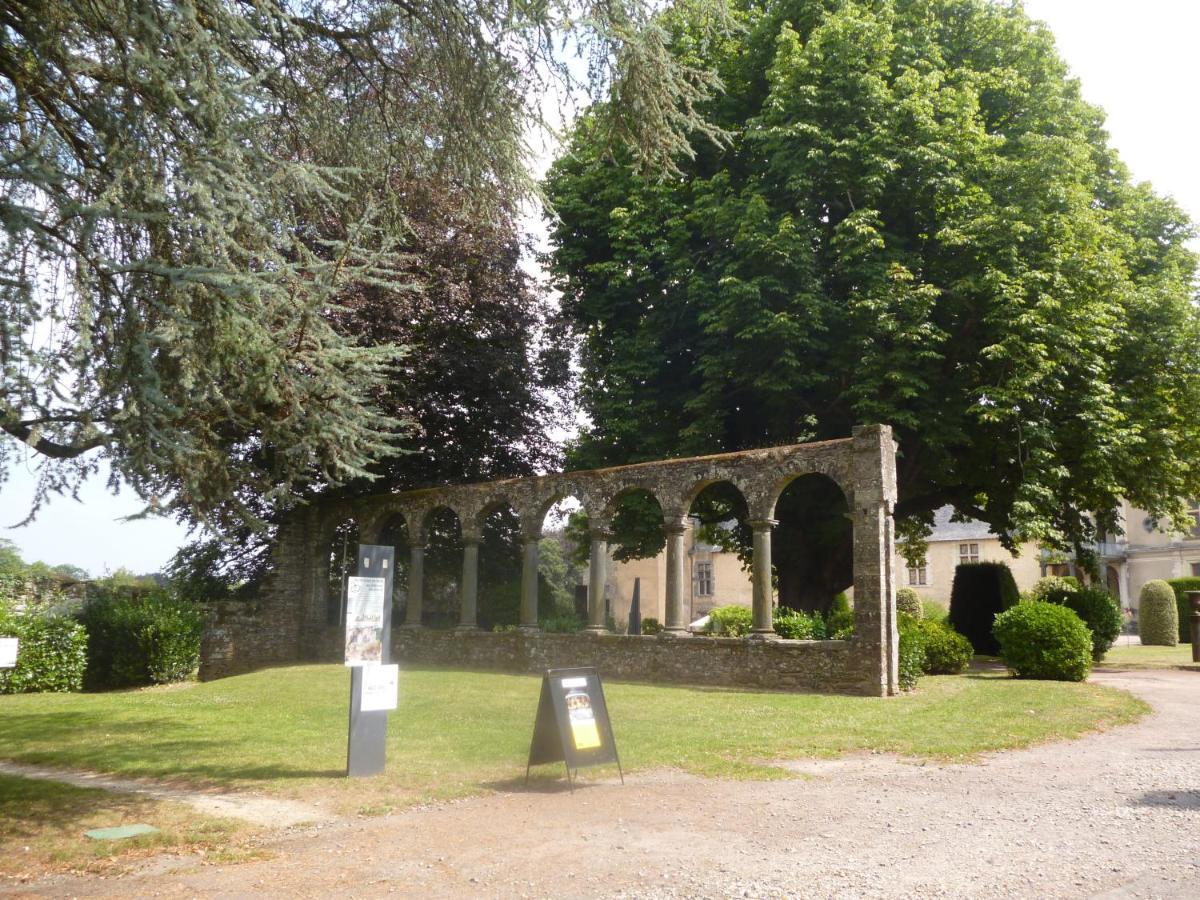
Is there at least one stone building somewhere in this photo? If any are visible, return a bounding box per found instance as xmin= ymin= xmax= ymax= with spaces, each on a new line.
xmin=1084 ymin=499 xmax=1200 ymax=613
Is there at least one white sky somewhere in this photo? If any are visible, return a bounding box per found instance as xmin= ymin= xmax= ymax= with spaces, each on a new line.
xmin=2 ymin=0 xmax=1198 ymax=576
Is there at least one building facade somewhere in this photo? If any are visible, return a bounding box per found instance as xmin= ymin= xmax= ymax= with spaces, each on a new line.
xmin=1089 ymin=499 xmax=1200 ymax=613
xmin=602 ymin=506 xmax=1044 ymax=625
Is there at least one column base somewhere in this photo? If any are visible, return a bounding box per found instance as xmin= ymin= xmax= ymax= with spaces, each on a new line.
xmin=583 ymin=625 xmax=609 ymax=635
xmin=517 ymin=624 xmax=541 ymax=633
xmin=455 ymin=624 xmax=480 ymax=633
xmin=747 ymin=629 xmax=779 ymax=641
xmin=658 ymin=627 xmax=690 ymax=639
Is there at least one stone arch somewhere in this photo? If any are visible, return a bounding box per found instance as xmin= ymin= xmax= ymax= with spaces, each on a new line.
xmin=684 ymin=479 xmax=753 ymax=626
xmin=323 ymin=516 xmax=361 ymax=628
xmin=770 ymin=472 xmax=853 ymax=614
xmin=599 ymin=485 xmax=666 ymax=634
xmin=476 ymin=500 xmax=523 ymax=630
xmin=419 ymin=505 xmax=465 ymax=628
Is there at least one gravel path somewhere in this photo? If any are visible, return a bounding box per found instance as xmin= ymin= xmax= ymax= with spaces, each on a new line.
xmin=7 ymin=668 xmax=1198 ymax=899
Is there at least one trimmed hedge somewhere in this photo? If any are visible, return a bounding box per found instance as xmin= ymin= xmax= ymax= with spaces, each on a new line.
xmin=773 ymin=608 xmax=826 ymax=640
xmin=897 ymin=613 xmax=924 ymax=691
xmin=1138 ymin=580 xmax=1179 ymax=647
xmin=80 ymin=589 xmax=204 ymax=688
xmin=993 ymin=602 xmax=1092 ymax=682
xmin=916 ymin=619 xmax=973 ymax=674
xmin=1165 ymin=577 xmax=1200 ymax=643
xmin=948 ymin=562 xmax=1020 ymax=655
xmin=0 ymin=612 xmax=87 ymax=694
xmin=1041 ymin=585 xmax=1122 ymax=661
xmin=895 ymin=587 xmax=923 ymax=619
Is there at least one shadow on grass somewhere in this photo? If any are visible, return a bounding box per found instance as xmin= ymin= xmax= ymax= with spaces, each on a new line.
xmin=0 ymin=711 xmax=342 ymax=785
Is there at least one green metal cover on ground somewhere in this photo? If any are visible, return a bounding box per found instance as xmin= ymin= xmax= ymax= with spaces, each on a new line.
xmin=84 ymin=824 xmax=160 ymax=840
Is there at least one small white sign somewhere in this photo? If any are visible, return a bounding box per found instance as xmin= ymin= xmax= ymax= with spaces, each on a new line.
xmin=345 ymin=576 xmax=387 ymax=666
xmin=360 ymin=663 xmax=399 ymax=712
xmin=0 ymin=637 xmax=18 ymax=669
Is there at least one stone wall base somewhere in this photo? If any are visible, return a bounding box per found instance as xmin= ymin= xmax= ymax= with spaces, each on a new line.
xmin=393 ymin=629 xmax=884 ymax=696
xmin=199 ymin=600 xmax=298 ymax=681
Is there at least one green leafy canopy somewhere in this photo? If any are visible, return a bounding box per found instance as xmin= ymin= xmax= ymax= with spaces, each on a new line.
xmin=547 ymin=0 xmax=1200 ymax=573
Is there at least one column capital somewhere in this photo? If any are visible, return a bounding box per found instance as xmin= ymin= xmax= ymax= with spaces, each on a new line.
xmin=588 ymin=527 xmax=613 ymax=542
xmin=748 ymin=518 xmax=778 ymax=531
xmin=461 ymin=528 xmax=483 ymax=546
xmin=662 ymin=512 xmax=690 ymax=535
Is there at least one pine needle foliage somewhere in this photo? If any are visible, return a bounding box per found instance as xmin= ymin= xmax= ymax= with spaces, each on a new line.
xmin=0 ymin=0 xmax=733 ymax=529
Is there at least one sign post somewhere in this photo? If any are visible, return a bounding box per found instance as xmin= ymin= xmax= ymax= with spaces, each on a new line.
xmin=346 ymin=544 xmax=396 ymax=777
xmin=525 ymin=666 xmax=623 ymax=790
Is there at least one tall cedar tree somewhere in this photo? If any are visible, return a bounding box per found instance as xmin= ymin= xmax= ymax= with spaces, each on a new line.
xmin=546 ymin=0 xmax=1200 ymax=611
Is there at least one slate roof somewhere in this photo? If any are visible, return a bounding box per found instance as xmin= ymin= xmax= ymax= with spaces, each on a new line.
xmin=928 ymin=505 xmax=996 ymax=542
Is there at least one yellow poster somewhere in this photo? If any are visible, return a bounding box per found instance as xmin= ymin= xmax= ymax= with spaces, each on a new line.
xmin=564 ymin=688 xmax=601 ymax=750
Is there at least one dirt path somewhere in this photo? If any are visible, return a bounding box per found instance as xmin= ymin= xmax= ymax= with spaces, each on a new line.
xmin=7 ymin=668 xmax=1199 ymax=899
xmin=0 ymin=761 xmax=328 ymax=828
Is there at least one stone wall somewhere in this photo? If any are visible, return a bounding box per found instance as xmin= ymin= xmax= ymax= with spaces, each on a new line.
xmin=392 ymin=629 xmax=880 ymax=696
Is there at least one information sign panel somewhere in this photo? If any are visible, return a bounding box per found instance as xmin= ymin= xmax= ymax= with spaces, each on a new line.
xmin=0 ymin=637 xmax=17 ymax=669
xmin=360 ymin=663 xmax=399 ymax=712
xmin=525 ymin=667 xmax=623 ymax=788
xmin=344 ymin=575 xmax=386 ymax=666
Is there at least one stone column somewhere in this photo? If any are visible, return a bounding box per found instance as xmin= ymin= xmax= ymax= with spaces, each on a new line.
xmin=749 ymin=519 xmax=777 ymax=637
xmin=586 ymin=527 xmax=610 ymax=633
xmin=663 ymin=516 xmax=689 ymax=635
xmin=519 ymin=534 xmax=541 ymax=631
xmin=851 ymin=423 xmax=900 ymax=696
xmin=403 ymin=544 xmax=425 ymax=629
xmin=458 ymin=530 xmax=481 ymax=631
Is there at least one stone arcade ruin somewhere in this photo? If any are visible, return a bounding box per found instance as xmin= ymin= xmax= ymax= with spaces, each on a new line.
xmin=201 ymin=425 xmax=900 ymax=695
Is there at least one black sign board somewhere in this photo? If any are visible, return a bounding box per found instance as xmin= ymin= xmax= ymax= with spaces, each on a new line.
xmin=346 ymin=543 xmax=394 ymax=778
xmin=525 ymin=667 xmax=623 ymax=789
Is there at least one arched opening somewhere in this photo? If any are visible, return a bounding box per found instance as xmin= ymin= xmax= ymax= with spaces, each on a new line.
xmin=600 ymin=488 xmax=665 ymax=634
xmin=1105 ymin=564 xmax=1121 ymax=599
xmin=477 ymin=502 xmax=522 ymax=630
xmin=686 ymin=481 xmax=752 ymax=628
xmin=326 ymin=518 xmax=360 ymax=626
xmin=539 ymin=497 xmax=588 ymax=631
xmin=422 ymin=507 xmax=463 ymax=629
xmin=376 ymin=514 xmax=412 ymax=623
xmin=773 ymin=473 xmax=852 ymax=615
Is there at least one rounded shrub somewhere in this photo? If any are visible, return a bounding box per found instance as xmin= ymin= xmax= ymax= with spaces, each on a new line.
xmin=706 ymin=604 xmax=753 ymax=637
xmin=916 ymin=619 xmax=973 ymax=675
xmin=895 ymin=587 xmax=923 ymax=619
xmin=1027 ymin=575 xmax=1080 ymax=601
xmin=1138 ymin=580 xmax=1179 ymax=646
xmin=948 ymin=561 xmax=1020 ymax=655
xmin=773 ymin=607 xmax=826 ymax=640
xmin=1041 ymin=585 xmax=1122 ymax=661
xmin=640 ymin=617 xmax=662 ymax=636
xmin=992 ymin=602 xmax=1092 ymax=681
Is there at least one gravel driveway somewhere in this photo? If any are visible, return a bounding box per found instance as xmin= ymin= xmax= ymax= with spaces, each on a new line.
xmin=10 ymin=668 xmax=1199 ymax=899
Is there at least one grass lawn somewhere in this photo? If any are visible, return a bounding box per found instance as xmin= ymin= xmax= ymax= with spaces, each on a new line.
xmin=0 ymin=774 xmax=255 ymax=880
xmin=0 ymin=665 xmax=1147 ymax=816
xmin=1100 ymin=642 xmax=1199 ymax=670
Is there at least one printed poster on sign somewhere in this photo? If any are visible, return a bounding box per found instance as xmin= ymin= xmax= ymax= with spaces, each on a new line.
xmin=344 ymin=576 xmax=386 ymax=666
xmin=560 ymin=676 xmax=602 ymax=750
xmin=360 ymin=664 xmax=399 ymax=712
